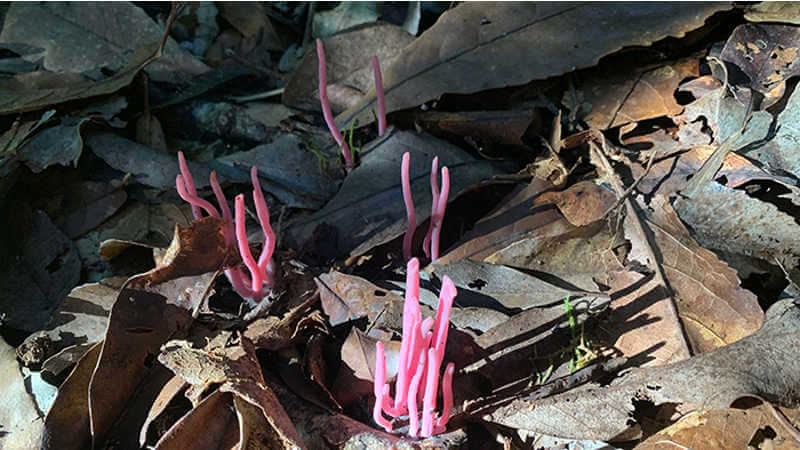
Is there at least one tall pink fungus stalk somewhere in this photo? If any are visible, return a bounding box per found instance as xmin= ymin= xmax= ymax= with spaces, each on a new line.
xmin=373 ymin=258 xmax=456 ymax=437
xmin=400 ymin=152 xmax=416 ymax=261
xmin=400 ymin=152 xmax=451 ymax=262
xmin=316 ymin=39 xmax=389 ymax=171
xmin=371 ymin=55 xmax=387 ymax=137
xmin=175 ymin=151 xmax=275 ymax=303
xmin=316 ymin=39 xmax=353 ymax=172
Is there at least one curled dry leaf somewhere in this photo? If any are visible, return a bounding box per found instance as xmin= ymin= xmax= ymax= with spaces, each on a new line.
xmin=243 ymin=292 xmax=322 ymax=350
xmin=139 ymin=375 xmax=189 ymax=447
xmin=158 ymin=333 xmax=303 ymax=448
xmin=41 ymin=341 xmax=102 ymax=450
xmin=137 ymin=216 xmax=232 ymax=286
xmin=332 ymin=328 xmax=402 ymax=406
xmin=153 ymin=389 xmax=239 ymax=450
xmin=88 ymin=271 xmax=215 ymax=447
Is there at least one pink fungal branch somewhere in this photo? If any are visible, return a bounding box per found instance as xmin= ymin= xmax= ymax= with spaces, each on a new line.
xmin=176 ymin=151 xmax=275 ymax=303
xmin=373 ymin=258 xmax=457 ymax=437
xmin=400 ymin=152 xmax=451 ymax=262
xmin=316 ymin=39 xmax=388 ymax=172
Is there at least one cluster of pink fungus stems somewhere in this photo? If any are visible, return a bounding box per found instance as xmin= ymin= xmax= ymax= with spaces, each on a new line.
xmin=316 ymin=39 xmax=450 ymax=262
xmin=374 ymin=258 xmax=456 ymax=437
xmin=175 ymin=151 xmax=275 ymax=303
xmin=401 ymin=153 xmax=450 ymax=262
xmin=316 ymin=38 xmax=387 ymax=172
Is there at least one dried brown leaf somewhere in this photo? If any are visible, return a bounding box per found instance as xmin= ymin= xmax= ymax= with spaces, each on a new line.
xmin=337 ymin=3 xmax=731 ymax=129
xmin=638 ymin=404 xmax=800 ymax=450
xmin=487 ymin=299 xmax=800 ymax=441
xmin=88 ymin=272 xmax=214 ymax=446
xmin=283 ymin=23 xmax=413 ymax=113
xmin=153 ymin=389 xmax=239 ymax=450
xmin=535 ymin=181 xmax=616 ymax=227
xmin=41 ymin=342 xmax=102 ymax=450
xmin=721 ymin=23 xmax=800 ymax=94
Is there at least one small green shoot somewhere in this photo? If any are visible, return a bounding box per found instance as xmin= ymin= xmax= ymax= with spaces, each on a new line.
xmin=305 ymin=141 xmax=328 ymax=174
xmin=563 ymin=296 xmax=598 ymax=373
xmin=345 ymin=119 xmax=361 ymax=157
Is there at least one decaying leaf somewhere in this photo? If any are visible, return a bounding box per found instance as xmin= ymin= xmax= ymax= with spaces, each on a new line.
xmin=158 ymin=332 xmax=303 ymax=448
xmin=317 ymin=271 xmax=405 ymax=327
xmin=744 ymin=2 xmax=800 ymax=25
xmin=674 ymin=181 xmax=800 ymax=272
xmin=337 ymin=3 xmax=731 ymax=129
xmin=486 ymin=298 xmax=800 ymax=442
xmin=87 ymin=133 xmax=201 ymax=190
xmin=243 ymin=292 xmax=322 ymax=350
xmin=646 ymin=195 xmax=764 ymax=352
xmin=440 ymin=178 xmax=560 ymax=263
xmin=313 ymin=2 xmax=380 ymax=39
xmin=600 ymin=269 xmax=691 ymax=367
xmin=332 ymin=328 xmax=402 ymax=406
xmin=215 ymin=133 xmax=340 ymax=210
xmin=581 ymin=56 xmax=700 ymax=130
xmin=535 ymin=181 xmax=616 ymax=227
xmin=218 ymin=2 xmax=283 ymax=50
xmin=0 ymin=2 xmax=208 ymax=83
xmin=638 ymin=403 xmax=800 ymax=449
xmin=0 ymin=40 xmax=159 ymax=115
xmin=415 ymin=110 xmax=537 ymax=148
xmin=139 ymin=375 xmax=189 ymax=447
xmin=721 ymin=23 xmax=800 ymax=94
xmin=427 ymin=259 xmax=591 ymax=311
xmin=283 ymin=23 xmax=414 ymax=113
xmin=153 ymin=389 xmax=239 ymax=450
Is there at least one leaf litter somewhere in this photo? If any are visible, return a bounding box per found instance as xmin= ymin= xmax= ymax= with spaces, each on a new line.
xmin=3 ymin=3 xmax=800 ymax=449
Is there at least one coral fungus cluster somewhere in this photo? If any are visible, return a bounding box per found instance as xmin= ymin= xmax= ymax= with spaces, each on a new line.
xmin=373 ymin=258 xmax=456 ymax=437
xmin=176 ymin=151 xmax=275 ymax=303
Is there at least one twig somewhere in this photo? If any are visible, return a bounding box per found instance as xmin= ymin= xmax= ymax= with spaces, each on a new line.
xmin=601 ymin=147 xmax=658 ymax=219
xmin=680 ymin=128 xmax=743 ymax=199
xmin=522 ymin=357 xmax=627 ymax=402
xmin=590 ymin=139 xmax=692 ymax=358
xmin=228 ymin=87 xmax=285 ymax=103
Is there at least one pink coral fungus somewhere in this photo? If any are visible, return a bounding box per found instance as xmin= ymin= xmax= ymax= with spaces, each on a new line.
xmin=176 ymin=151 xmax=275 ymax=303
xmin=400 ymin=152 xmax=450 ymax=262
xmin=373 ymin=258 xmax=456 ymax=437
xmin=316 ymin=39 xmax=388 ymax=172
